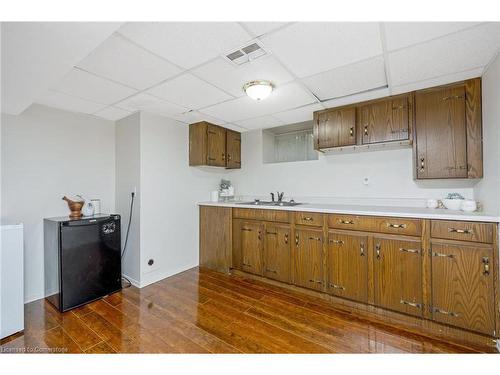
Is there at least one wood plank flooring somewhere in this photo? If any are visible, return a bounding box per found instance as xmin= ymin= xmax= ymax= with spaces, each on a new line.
xmin=0 ymin=267 xmax=490 ymax=353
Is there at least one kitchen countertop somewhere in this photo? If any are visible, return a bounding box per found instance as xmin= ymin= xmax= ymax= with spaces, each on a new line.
xmin=198 ymin=201 xmax=500 ymax=223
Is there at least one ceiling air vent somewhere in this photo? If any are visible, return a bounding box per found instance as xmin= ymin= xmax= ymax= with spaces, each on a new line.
xmin=224 ymin=41 xmax=267 ymax=66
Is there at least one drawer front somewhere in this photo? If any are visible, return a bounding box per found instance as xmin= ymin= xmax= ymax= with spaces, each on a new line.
xmin=431 ymin=220 xmax=494 ymax=243
xmin=328 ymin=214 xmax=373 ymax=232
xmin=375 ymin=217 xmax=422 ymax=237
xmin=233 ymin=208 xmax=290 ymax=223
xmin=295 ymin=212 xmax=324 ymax=227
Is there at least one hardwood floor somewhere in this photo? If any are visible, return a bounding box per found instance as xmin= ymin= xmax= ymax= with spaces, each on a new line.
xmin=0 ymin=267 xmax=491 ymax=353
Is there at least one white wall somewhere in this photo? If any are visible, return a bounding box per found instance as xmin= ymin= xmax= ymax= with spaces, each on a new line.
xmin=115 ymin=112 xmax=141 ymax=285
xmin=474 ymin=53 xmax=500 ymax=215
xmin=139 ymin=112 xmax=224 ymax=286
xmin=230 ymin=130 xmax=475 ymax=206
xmin=1 ymin=104 xmax=116 ymax=302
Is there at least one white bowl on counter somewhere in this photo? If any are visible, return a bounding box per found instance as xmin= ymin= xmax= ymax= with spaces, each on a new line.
xmin=442 ymin=199 xmax=464 ymax=210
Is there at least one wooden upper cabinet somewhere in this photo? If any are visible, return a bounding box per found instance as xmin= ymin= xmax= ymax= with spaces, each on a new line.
xmin=430 ymin=241 xmax=495 ymax=335
xmin=293 ymin=227 xmax=324 ymax=291
xmin=226 ymin=130 xmax=241 ymax=169
xmin=373 ymin=237 xmax=423 ymax=317
xmin=326 ymin=231 xmax=368 ymax=303
xmin=358 ymin=94 xmax=411 ymax=144
xmin=414 ymin=78 xmax=482 ymax=179
xmin=189 ymin=121 xmax=241 ymax=169
xmin=315 ymin=107 xmax=356 ymax=149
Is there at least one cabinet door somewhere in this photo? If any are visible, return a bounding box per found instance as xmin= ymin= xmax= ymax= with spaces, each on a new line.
xmin=326 ymin=232 xmax=368 ymax=303
xmin=415 ymin=85 xmax=467 ymax=179
xmin=373 ymin=237 xmax=423 ymax=317
xmin=207 ymin=125 xmax=226 ymax=167
xmin=263 ymin=224 xmax=291 ymax=283
xmin=240 ymin=221 xmax=263 ymax=275
xmin=293 ymin=227 xmax=324 ymax=291
xmin=431 ymin=242 xmax=495 ymax=335
xmin=317 ymin=107 xmax=356 ymax=149
xmin=359 ymin=96 xmax=410 ymax=144
xmin=226 ymin=130 xmax=241 ymax=169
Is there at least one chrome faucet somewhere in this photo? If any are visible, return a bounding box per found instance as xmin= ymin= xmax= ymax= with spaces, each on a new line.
xmin=277 ymin=192 xmax=284 ymax=202
xmin=270 ymin=192 xmax=275 ymax=202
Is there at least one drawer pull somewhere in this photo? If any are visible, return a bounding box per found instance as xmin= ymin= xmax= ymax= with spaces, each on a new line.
xmin=266 ymin=268 xmax=277 ymax=274
xmin=400 ymin=300 xmax=422 ymax=309
xmin=329 ymin=239 xmax=344 ymax=245
xmin=309 ymin=279 xmax=323 ymax=284
xmin=432 ymin=252 xmax=455 ymax=259
xmin=338 ymin=219 xmax=354 ymax=225
xmin=266 ymin=231 xmax=277 ymax=235
xmin=448 ymin=228 xmax=473 ymax=235
xmin=442 ymin=95 xmax=464 ymax=101
xmin=399 ymin=247 xmax=420 ymax=255
xmin=433 ymin=307 xmax=459 ymax=317
xmin=329 ymin=283 xmax=345 ymax=290
xmin=241 ymin=228 xmax=252 ymax=232
xmin=360 ymin=242 xmax=365 ymax=257
xmin=387 ymin=223 xmax=407 ymax=229
xmin=308 ymin=236 xmax=322 ymax=242
xmin=483 ymin=257 xmax=490 ymax=276
xmin=302 ymin=217 xmax=314 ymax=221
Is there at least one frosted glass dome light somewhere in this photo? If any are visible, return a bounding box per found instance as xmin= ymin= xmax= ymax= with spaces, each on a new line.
xmin=243 ymin=80 xmax=273 ymax=100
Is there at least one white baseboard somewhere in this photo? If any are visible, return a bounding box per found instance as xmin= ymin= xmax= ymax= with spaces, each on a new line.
xmin=122 ymin=274 xmax=141 ymax=288
xmin=138 ymin=263 xmax=199 ymax=288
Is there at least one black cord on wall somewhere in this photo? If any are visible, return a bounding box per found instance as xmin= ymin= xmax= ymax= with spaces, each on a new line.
xmin=121 ymin=191 xmax=135 ymax=288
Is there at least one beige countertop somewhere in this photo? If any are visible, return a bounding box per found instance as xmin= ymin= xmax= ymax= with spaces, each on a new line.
xmin=198 ymin=201 xmax=500 ymax=223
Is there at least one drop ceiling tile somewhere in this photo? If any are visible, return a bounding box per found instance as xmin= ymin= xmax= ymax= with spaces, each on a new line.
xmin=273 ymin=103 xmax=324 ymax=124
xmin=388 ymin=23 xmax=500 ymax=86
xmin=36 ymin=90 xmax=106 ymax=114
xmin=262 ymin=22 xmax=382 ymax=77
xmin=118 ymin=22 xmax=253 ymax=69
xmin=54 ymin=68 xmax=137 ymax=105
xmin=383 ymin=22 xmax=482 ymax=51
xmin=146 ymin=73 xmax=232 ymax=110
xmin=117 ymin=93 xmax=187 ymax=116
xmin=192 ymin=55 xmax=294 ymax=97
xmin=241 ymin=22 xmax=290 ymax=37
xmin=77 ymin=34 xmax=182 ymax=90
xmin=236 ymin=115 xmax=284 ymax=130
xmin=169 ymin=110 xmax=226 ymax=125
xmin=302 ymin=57 xmax=387 ymax=100
xmin=391 ymin=67 xmax=485 ymax=95
xmin=94 ymin=106 xmax=132 ymax=121
xmin=200 ymin=82 xmax=316 ymax=122
xmin=321 ymin=87 xmax=390 ymax=109
xmin=223 ymin=123 xmax=248 ymax=132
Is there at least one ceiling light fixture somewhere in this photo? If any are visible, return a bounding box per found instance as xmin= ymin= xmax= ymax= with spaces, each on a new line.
xmin=243 ymin=80 xmax=273 ymax=101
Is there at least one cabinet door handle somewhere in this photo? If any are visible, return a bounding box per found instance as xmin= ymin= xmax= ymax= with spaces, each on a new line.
xmin=308 ymin=236 xmax=322 ymax=242
xmin=284 ymin=233 xmax=289 ymax=244
xmin=375 ymin=243 xmax=381 ymax=260
xmin=399 ymin=247 xmax=420 ymax=255
xmin=309 ymin=279 xmax=323 ymax=285
xmin=208 ymin=130 xmax=216 ymax=135
xmin=433 ymin=307 xmax=459 ymax=317
xmin=448 ymin=228 xmax=473 ymax=235
xmin=329 ymin=283 xmax=345 ymax=290
xmin=442 ymin=95 xmax=464 ymax=101
xmin=266 ymin=231 xmax=277 ymax=235
xmin=483 ymin=257 xmax=490 ymax=276
xmin=227 ymin=154 xmax=232 ymax=161
xmin=329 ymin=239 xmax=344 ymax=245
xmin=364 ymin=125 xmax=368 ymax=136
xmin=208 ymin=157 xmax=216 ymax=161
xmin=349 ymin=127 xmax=354 ymax=137
xmin=338 ymin=219 xmax=354 ymax=225
xmin=295 ymin=234 xmax=299 ymax=247
xmin=432 ymin=252 xmax=454 ymax=259
xmin=420 ymin=157 xmax=425 ymax=172
xmin=241 ymin=228 xmax=252 ymax=232
xmin=360 ymin=242 xmax=365 ymax=257
xmin=258 ymin=231 xmax=262 ymax=241
xmin=387 ymin=223 xmax=407 ymax=229
xmin=400 ymin=300 xmax=422 ymax=309
xmin=222 ymin=152 xmax=225 ymax=161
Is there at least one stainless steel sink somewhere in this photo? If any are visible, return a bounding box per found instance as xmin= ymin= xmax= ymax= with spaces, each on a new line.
xmin=236 ymin=200 xmax=303 ymax=207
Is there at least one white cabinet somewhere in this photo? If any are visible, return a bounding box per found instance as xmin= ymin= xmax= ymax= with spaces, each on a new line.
xmin=1 ymin=223 xmax=24 ymax=339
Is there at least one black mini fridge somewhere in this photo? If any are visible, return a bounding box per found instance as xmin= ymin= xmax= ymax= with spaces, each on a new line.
xmin=44 ymin=214 xmax=122 ymax=312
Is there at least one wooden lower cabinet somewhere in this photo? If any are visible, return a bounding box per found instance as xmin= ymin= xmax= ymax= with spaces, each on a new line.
xmin=431 ymin=241 xmax=496 ymax=336
xmin=239 ymin=221 xmax=263 ymax=275
xmin=326 ymin=231 xmax=368 ymax=303
xmin=263 ymin=224 xmax=291 ymax=283
xmin=293 ymin=227 xmax=324 ymax=291
xmin=373 ymin=237 xmax=423 ymax=317
xmin=199 ymin=206 xmax=232 ymax=273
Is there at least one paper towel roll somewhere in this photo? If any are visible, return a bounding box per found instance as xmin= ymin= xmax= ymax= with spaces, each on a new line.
xmin=210 ymin=191 xmax=219 ymax=202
